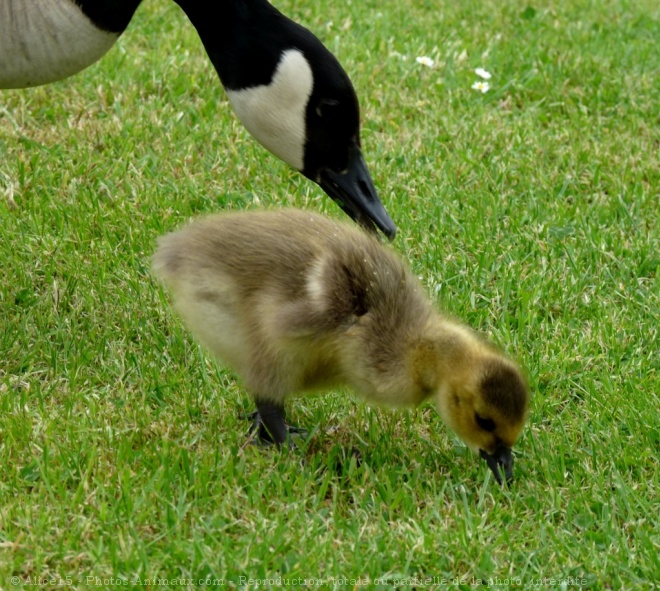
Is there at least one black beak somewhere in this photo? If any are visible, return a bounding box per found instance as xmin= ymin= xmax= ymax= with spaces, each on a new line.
xmin=317 ymin=144 xmax=397 ymax=240
xmin=480 ymin=446 xmax=514 ymax=486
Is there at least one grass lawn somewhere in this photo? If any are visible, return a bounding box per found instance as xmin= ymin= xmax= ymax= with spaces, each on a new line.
xmin=1 ymin=0 xmax=658 ymax=588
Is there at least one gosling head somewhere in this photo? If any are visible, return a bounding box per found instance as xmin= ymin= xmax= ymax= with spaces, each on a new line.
xmin=410 ymin=326 xmax=529 ymax=485
xmin=437 ymin=354 xmax=529 ymax=485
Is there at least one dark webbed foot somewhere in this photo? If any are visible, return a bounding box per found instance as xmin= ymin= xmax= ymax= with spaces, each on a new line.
xmin=244 ymin=400 xmax=307 ymax=447
xmin=480 ymin=446 xmax=514 ymax=486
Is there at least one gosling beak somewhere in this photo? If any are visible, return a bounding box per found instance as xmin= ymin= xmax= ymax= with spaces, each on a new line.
xmin=317 ymin=144 xmax=397 ymax=240
xmin=479 ymin=446 xmax=514 ymax=486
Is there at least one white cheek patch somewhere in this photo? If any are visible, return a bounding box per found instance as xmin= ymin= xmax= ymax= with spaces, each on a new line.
xmin=0 ymin=0 xmax=118 ymax=88
xmin=226 ymin=49 xmax=313 ymax=171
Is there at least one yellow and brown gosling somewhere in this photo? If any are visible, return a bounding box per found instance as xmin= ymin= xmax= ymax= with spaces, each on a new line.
xmin=152 ymin=209 xmax=529 ymax=484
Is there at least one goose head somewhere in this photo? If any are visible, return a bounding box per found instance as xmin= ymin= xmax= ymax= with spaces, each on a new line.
xmin=180 ymin=0 xmax=397 ymax=239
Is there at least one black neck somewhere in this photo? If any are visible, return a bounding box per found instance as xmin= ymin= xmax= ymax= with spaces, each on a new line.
xmin=76 ymin=0 xmax=325 ymax=91
xmin=74 ymin=0 xmax=143 ymax=33
xmin=172 ymin=0 xmax=317 ymax=90
xmin=172 ymin=0 xmax=280 ymax=36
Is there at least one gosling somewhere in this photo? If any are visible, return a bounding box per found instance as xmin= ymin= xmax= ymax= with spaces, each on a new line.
xmin=152 ymin=209 xmax=529 ymax=484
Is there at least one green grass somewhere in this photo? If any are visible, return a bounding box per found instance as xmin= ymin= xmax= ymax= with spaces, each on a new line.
xmin=1 ymin=0 xmax=659 ymax=588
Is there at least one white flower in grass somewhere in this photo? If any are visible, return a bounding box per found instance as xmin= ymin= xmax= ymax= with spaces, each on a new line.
xmin=472 ymin=81 xmax=490 ymax=93
xmin=416 ymin=56 xmax=435 ymax=67
xmin=475 ymin=67 xmax=492 ymax=80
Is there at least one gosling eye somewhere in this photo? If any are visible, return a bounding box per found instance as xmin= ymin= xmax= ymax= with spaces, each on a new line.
xmin=475 ymin=414 xmax=496 ymax=432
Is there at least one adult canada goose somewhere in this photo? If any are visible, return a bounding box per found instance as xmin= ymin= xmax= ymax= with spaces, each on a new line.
xmin=0 ymin=0 xmax=396 ymax=238
xmin=152 ymin=209 xmax=530 ymax=485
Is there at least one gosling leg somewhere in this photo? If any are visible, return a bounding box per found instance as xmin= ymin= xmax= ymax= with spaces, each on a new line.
xmin=249 ymin=400 xmax=307 ymax=447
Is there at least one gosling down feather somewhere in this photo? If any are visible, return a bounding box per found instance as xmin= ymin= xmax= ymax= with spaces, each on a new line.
xmin=152 ymin=209 xmax=529 ymax=484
